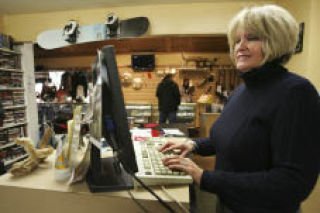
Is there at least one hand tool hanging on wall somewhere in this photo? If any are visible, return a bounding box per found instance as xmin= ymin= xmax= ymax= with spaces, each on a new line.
xmin=230 ymin=68 xmax=234 ymax=91
xmin=222 ymin=68 xmax=228 ymax=99
xmin=219 ymin=69 xmax=225 ymax=97
xmin=206 ymin=85 xmax=213 ymax=94
xmin=197 ymin=74 xmax=214 ymax=87
xmin=215 ymin=69 xmax=221 ymax=97
xmin=234 ymin=69 xmax=240 ymax=88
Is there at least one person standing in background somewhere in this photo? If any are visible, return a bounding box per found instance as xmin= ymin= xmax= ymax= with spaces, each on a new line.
xmin=180 ymin=78 xmax=193 ymax=103
xmin=156 ymin=74 xmax=181 ymax=124
xmin=159 ymin=5 xmax=320 ymax=213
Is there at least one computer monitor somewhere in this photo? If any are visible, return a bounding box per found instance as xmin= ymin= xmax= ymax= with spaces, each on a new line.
xmin=87 ymin=45 xmax=138 ymax=192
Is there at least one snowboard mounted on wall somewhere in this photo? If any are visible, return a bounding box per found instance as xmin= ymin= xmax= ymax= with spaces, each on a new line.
xmin=37 ymin=13 xmax=150 ymax=49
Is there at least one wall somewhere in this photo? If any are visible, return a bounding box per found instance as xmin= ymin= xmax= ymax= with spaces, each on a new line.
xmin=278 ymin=0 xmax=310 ymax=76
xmin=305 ymin=0 xmax=320 ymax=89
xmin=278 ymin=0 xmax=320 ymax=89
xmin=0 ymin=14 xmax=3 ymax=33
xmin=36 ymin=52 xmax=234 ymax=103
xmin=3 ymin=0 xmax=275 ymax=104
xmin=119 ymin=53 xmax=234 ymax=104
xmin=3 ymin=0 xmax=319 ymax=91
xmin=2 ymin=1 xmax=275 ymax=42
xmin=2 ymin=0 xmax=319 ymax=91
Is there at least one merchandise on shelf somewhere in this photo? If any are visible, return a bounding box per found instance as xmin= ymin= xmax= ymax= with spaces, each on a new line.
xmin=0 ymin=34 xmax=13 ymax=50
xmin=0 ymin=46 xmax=28 ymax=174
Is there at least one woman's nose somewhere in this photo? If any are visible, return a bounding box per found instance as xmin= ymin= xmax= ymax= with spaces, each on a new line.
xmin=236 ymin=38 xmax=248 ymax=51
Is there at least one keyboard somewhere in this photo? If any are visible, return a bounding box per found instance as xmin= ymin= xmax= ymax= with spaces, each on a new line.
xmin=133 ymin=137 xmax=193 ymax=186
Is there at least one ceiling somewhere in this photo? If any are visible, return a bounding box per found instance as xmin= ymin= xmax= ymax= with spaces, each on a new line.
xmin=0 ymin=0 xmax=269 ymax=15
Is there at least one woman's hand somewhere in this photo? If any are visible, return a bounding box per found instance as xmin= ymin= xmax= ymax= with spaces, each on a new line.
xmin=158 ymin=139 xmax=194 ymax=157
xmin=162 ymin=156 xmax=203 ymax=184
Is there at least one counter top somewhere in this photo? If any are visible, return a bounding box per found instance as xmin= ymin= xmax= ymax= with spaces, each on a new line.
xmin=0 ymin=153 xmax=189 ymax=202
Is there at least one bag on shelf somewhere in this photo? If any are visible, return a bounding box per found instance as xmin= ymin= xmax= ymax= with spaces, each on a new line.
xmin=197 ymin=94 xmax=213 ymax=104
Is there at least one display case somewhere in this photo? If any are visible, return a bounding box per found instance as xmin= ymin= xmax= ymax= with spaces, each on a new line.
xmin=177 ymin=103 xmax=196 ymax=126
xmin=151 ymin=103 xmax=196 ymax=127
xmin=125 ymin=102 xmax=152 ymax=125
xmin=0 ymin=47 xmax=28 ymax=173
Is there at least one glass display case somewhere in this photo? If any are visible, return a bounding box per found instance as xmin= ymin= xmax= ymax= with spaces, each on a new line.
xmin=177 ymin=103 xmax=196 ymax=126
xmin=151 ymin=103 xmax=196 ymax=127
xmin=125 ymin=102 xmax=152 ymax=125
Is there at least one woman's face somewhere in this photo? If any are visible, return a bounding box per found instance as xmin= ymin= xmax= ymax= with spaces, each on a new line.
xmin=234 ymin=29 xmax=264 ymax=72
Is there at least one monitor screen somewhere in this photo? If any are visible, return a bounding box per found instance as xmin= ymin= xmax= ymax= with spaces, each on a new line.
xmin=131 ymin=54 xmax=155 ymax=71
xmin=88 ymin=45 xmax=138 ymax=192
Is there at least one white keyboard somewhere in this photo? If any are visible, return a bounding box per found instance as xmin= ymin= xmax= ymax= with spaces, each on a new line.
xmin=133 ymin=137 xmax=193 ymax=186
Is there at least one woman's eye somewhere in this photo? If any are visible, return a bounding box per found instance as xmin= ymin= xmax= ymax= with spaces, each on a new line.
xmin=247 ymin=35 xmax=260 ymax=41
xmin=235 ymin=38 xmax=241 ymax=44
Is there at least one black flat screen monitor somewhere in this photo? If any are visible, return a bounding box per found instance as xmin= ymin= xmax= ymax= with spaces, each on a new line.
xmin=131 ymin=54 xmax=155 ymax=70
xmin=87 ymin=45 xmax=138 ymax=192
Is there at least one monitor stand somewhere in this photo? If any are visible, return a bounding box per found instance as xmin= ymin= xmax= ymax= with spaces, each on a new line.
xmin=86 ymin=143 xmax=134 ymax=192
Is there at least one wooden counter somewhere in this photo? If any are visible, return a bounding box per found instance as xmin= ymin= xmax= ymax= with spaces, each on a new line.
xmin=0 ymin=154 xmax=189 ymax=213
xmin=199 ymin=113 xmax=220 ymax=137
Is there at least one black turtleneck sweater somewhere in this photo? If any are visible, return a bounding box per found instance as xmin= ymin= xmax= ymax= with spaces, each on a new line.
xmin=195 ymin=63 xmax=320 ymax=213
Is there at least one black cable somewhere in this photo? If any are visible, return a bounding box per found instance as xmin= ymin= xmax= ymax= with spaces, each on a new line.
xmin=131 ymin=174 xmax=176 ymax=213
xmin=161 ymin=186 xmax=189 ymax=213
xmin=127 ymin=190 xmax=149 ymax=213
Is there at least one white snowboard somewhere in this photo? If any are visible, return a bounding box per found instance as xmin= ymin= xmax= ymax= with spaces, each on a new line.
xmin=36 ymin=17 xmax=149 ymax=50
xmin=37 ymin=23 xmax=106 ymax=49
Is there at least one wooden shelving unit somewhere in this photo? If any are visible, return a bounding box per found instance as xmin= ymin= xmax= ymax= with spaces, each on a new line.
xmin=0 ymin=47 xmax=28 ymax=173
xmin=34 ymin=34 xmax=229 ymax=58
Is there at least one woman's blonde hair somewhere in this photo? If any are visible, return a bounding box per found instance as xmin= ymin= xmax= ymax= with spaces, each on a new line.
xmin=227 ymin=5 xmax=299 ymax=65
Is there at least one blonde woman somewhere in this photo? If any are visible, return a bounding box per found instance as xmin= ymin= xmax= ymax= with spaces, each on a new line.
xmin=159 ymin=5 xmax=320 ymax=213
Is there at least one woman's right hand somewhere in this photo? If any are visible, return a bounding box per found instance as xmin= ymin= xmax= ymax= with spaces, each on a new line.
xmin=158 ymin=139 xmax=195 ymax=157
